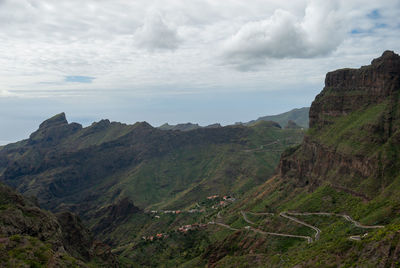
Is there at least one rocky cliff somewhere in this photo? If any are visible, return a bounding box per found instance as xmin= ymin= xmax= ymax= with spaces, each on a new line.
xmin=0 ymin=183 xmax=118 ymax=267
xmin=279 ymin=50 xmax=400 ymax=199
xmin=202 ymin=51 xmax=400 ymax=267
xmin=309 ymin=50 xmax=400 ymax=129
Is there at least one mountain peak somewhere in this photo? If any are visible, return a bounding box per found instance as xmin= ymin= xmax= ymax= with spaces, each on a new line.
xmin=371 ymin=50 xmax=399 ymax=65
xmin=29 ymin=113 xmax=82 ymax=144
xmin=311 ymin=50 xmax=400 ymax=129
xmin=39 ymin=112 xmax=68 ymax=129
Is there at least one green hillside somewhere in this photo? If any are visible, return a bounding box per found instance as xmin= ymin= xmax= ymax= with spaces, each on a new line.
xmin=176 ymin=51 xmax=400 ymax=267
xmin=245 ymin=107 xmax=310 ymax=129
xmin=0 ymin=183 xmax=118 ymax=267
xmin=111 ymin=51 xmax=400 ymax=267
xmin=2 ymin=51 xmax=400 ymax=267
xmin=0 ymin=114 xmax=304 ymax=254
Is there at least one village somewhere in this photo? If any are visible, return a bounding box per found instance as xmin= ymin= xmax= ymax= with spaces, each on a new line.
xmin=141 ymin=194 xmax=236 ymax=242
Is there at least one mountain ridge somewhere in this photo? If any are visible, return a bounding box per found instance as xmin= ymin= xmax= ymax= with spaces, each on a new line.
xmin=200 ymin=50 xmax=400 ymax=267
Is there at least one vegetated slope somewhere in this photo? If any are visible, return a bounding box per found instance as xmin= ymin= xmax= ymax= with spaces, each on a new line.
xmin=0 ymin=183 xmax=118 ymax=267
xmin=158 ymin=108 xmax=309 ymax=131
xmin=245 ymin=107 xmax=310 ymax=129
xmin=201 ymin=51 xmax=400 ymax=267
xmin=158 ymin=122 xmax=222 ymax=131
xmin=158 ymin=122 xmax=202 ymax=131
xmin=0 ymin=115 xmax=303 ymax=243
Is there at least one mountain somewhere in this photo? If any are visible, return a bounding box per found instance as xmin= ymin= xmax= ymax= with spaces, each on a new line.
xmin=245 ymin=107 xmax=310 ymax=129
xmin=0 ymin=113 xmax=304 ymax=253
xmin=0 ymin=183 xmax=118 ymax=267
xmin=195 ymin=50 xmax=400 ymax=267
xmin=158 ymin=122 xmax=201 ymax=131
xmin=3 ymin=51 xmax=399 ymax=267
xmin=158 ymin=108 xmax=309 ymax=132
xmin=158 ymin=122 xmax=222 ymax=132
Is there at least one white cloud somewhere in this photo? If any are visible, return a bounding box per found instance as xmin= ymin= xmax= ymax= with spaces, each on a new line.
xmin=0 ymin=0 xmax=399 ymax=142
xmin=0 ymin=0 xmax=398 ymax=97
xmin=221 ymin=0 xmax=346 ymax=69
xmin=133 ymin=10 xmax=181 ymax=51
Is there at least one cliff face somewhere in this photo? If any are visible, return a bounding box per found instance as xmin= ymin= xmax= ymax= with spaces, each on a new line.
xmin=310 ymin=51 xmax=400 ymax=129
xmin=0 ymin=183 xmax=118 ymax=267
xmin=279 ymin=51 xmax=400 ymax=198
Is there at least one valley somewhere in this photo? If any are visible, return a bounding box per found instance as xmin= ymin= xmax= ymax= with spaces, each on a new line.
xmin=1 ymin=51 xmax=400 ymax=267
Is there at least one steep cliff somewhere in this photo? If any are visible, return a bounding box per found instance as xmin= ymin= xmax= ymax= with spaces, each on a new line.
xmin=279 ymin=51 xmax=400 ymax=200
xmin=0 ymin=183 xmax=118 ymax=267
xmin=200 ymin=51 xmax=400 ymax=268
xmin=309 ymin=50 xmax=400 ymax=129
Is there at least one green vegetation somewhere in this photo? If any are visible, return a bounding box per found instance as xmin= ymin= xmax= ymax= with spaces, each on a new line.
xmin=245 ymin=107 xmax=309 ymax=129
xmin=2 ymin=51 xmax=400 ymax=267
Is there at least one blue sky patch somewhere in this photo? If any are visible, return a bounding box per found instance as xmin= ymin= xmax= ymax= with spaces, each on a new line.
xmin=375 ymin=23 xmax=387 ymax=29
xmin=65 ymin=76 xmax=95 ymax=83
xmin=367 ymin=9 xmax=381 ymax=20
xmin=351 ymin=29 xmax=363 ymax=34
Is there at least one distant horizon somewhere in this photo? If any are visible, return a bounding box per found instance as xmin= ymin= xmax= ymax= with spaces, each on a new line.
xmin=1 ymin=1 xmax=399 ymax=145
xmin=0 ymin=105 xmax=310 ymax=146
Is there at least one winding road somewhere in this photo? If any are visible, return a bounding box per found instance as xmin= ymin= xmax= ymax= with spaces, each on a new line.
xmin=285 ymin=212 xmax=384 ymax=229
xmin=240 ymin=211 xmax=313 ymax=243
xmin=280 ymin=212 xmax=321 ymax=241
xmin=211 ymin=210 xmax=385 ymax=244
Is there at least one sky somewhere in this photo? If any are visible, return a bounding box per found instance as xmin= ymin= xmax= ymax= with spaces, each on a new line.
xmin=0 ymin=0 xmax=400 ymax=144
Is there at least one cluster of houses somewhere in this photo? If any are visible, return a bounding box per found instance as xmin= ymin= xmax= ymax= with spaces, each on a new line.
xmin=146 ymin=194 xmax=236 ymax=217
xmin=222 ymin=195 xmax=236 ymax=202
xmin=148 ymin=209 xmax=205 ymax=216
xmin=142 ymin=194 xmax=238 ymax=242
xmin=163 ymin=210 xmax=182 ymax=214
xmin=142 ymin=233 xmax=169 ymax=241
xmin=178 ymin=223 xmax=208 ymax=233
xmin=210 ymin=195 xmax=236 ymax=209
xmin=142 ymin=223 xmax=209 ymax=242
xmin=207 ymin=195 xmax=236 ymax=202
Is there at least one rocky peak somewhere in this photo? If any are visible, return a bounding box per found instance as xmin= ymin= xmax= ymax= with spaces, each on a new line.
xmin=29 ymin=113 xmax=82 ymax=145
xmin=38 ymin=112 xmax=68 ymax=129
xmin=310 ymin=50 xmax=400 ymax=129
xmin=135 ymin=121 xmax=153 ymax=129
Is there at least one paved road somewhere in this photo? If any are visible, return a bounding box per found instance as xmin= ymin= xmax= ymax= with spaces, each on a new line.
xmin=239 ymin=210 xmax=384 ymax=243
xmin=339 ymin=214 xmax=384 ymax=229
xmin=280 ymin=212 xmax=321 ymax=241
xmin=286 ymin=212 xmax=384 ymax=229
xmin=208 ymin=221 xmax=238 ymax=231
xmin=249 ymin=226 xmax=312 ymax=243
xmin=246 ymin=211 xmax=274 ymax=216
xmin=241 ymin=211 xmax=255 ymax=225
xmin=240 ymin=211 xmax=313 ymax=243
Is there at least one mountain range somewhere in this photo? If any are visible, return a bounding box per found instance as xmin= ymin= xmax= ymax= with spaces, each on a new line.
xmin=1 ymin=51 xmax=400 ymax=267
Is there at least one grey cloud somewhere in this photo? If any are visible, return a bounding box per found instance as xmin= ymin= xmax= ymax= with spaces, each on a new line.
xmin=133 ymin=11 xmax=181 ymax=51
xmin=221 ymin=0 xmax=346 ymax=69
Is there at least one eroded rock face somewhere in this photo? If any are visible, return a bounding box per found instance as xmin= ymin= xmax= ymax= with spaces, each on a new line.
xmin=29 ymin=112 xmax=82 ymax=145
xmin=56 ymin=211 xmax=93 ymax=261
xmin=92 ymin=197 xmax=141 ymax=236
xmin=0 ymin=183 xmax=119 ymax=267
xmin=310 ymin=50 xmax=400 ymax=129
xmin=278 ymin=51 xmax=400 ymax=198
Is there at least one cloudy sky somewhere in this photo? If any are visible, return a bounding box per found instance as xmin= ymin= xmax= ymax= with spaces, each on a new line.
xmin=0 ymin=0 xmax=399 ymax=144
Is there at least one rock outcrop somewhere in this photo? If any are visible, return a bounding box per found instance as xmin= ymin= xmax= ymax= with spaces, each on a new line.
xmin=0 ymin=183 xmax=119 ymax=267
xmin=29 ymin=112 xmax=82 ymax=145
xmin=279 ymin=51 xmax=400 ymax=198
xmin=310 ymin=50 xmax=400 ymax=129
xmin=93 ymin=197 xmax=141 ymax=236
